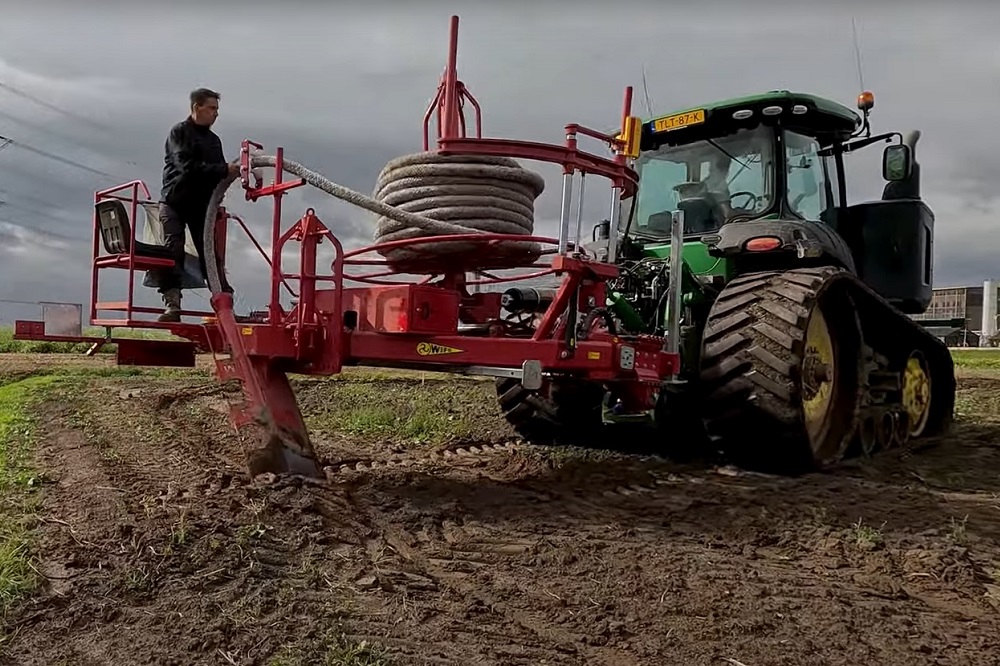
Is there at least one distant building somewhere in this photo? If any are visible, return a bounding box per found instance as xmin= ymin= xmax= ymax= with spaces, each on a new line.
xmin=911 ymin=280 xmax=1000 ymax=347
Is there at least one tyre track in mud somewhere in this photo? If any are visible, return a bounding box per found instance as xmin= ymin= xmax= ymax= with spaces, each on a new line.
xmin=109 ymin=378 xmax=1000 ymax=555
xmin=336 ymin=479 xmax=1000 ymax=663
xmin=324 ymin=432 xmax=1000 ymax=541
xmin=79 ymin=382 xmax=252 ymax=512
xmin=84 ymin=376 xmax=1000 ymax=586
xmin=301 ymin=425 xmax=1000 ymax=664
xmin=262 ymin=431 xmax=817 ymax=663
xmin=8 ymin=362 xmax=1000 ymax=665
xmin=242 ymin=440 xmax=711 ymax=664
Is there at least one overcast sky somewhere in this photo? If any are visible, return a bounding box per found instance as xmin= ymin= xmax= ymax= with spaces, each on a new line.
xmin=0 ymin=1 xmax=997 ymax=324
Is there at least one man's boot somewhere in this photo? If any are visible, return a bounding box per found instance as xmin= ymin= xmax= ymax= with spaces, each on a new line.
xmin=157 ymin=288 xmax=182 ymax=323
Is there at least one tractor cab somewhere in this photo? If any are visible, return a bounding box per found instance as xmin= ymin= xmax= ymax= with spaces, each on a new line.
xmin=629 ymin=90 xmax=868 ymax=240
xmin=615 ymin=89 xmax=932 ymax=315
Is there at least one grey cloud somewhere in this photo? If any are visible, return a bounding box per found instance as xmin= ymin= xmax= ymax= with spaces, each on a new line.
xmin=0 ymin=221 xmax=74 ymax=249
xmin=1 ymin=1 xmax=998 ymax=324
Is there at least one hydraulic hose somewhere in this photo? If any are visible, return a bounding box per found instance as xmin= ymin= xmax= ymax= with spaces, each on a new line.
xmin=202 ymin=150 xmax=546 ymax=296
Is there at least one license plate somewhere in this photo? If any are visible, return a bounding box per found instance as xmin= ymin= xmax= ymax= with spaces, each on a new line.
xmin=652 ymin=109 xmax=706 ymax=133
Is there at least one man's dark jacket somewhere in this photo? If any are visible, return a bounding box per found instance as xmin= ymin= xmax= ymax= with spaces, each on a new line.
xmin=161 ymin=117 xmax=228 ymax=213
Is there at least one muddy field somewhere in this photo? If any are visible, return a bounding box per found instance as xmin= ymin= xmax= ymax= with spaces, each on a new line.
xmin=1 ymin=352 xmax=999 ymax=665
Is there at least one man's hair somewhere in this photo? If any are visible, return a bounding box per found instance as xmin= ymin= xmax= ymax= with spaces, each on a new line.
xmin=190 ymin=87 xmax=220 ymax=107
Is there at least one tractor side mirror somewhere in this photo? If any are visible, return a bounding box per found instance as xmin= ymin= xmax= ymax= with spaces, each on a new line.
xmin=882 ymin=143 xmax=912 ymax=182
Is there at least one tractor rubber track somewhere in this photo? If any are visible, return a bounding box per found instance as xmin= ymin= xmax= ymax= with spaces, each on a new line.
xmin=698 ymin=265 xmax=955 ymax=475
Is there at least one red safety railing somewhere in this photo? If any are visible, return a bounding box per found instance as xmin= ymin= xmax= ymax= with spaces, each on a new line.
xmin=89 ymin=180 xmax=227 ymax=339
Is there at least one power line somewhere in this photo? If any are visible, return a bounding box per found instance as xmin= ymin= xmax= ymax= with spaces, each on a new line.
xmin=0 ymin=81 xmax=129 ymax=182
xmin=0 ymin=107 xmax=142 ymax=172
xmin=0 ymin=107 xmax=92 ymax=149
xmin=0 ymin=132 xmax=120 ymax=180
xmin=0 ymin=80 xmax=109 ymax=131
xmin=0 ymin=153 xmax=119 ymax=195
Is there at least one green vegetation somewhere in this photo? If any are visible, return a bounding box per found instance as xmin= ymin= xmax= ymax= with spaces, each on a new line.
xmin=950 ymin=348 xmax=1000 ymax=371
xmin=0 ymin=365 xmax=208 ymax=387
xmin=300 ymin=377 xmax=504 ymax=447
xmin=0 ymin=374 xmax=62 ymax=627
xmin=0 ymin=326 xmax=176 ymax=355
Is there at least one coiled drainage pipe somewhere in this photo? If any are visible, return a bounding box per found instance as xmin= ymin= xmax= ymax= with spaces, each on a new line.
xmin=201 ymin=150 xmax=547 ymax=296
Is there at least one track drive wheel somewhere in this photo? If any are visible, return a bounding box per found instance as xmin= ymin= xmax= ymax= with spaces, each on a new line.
xmin=495 ymin=377 xmax=605 ymax=447
xmin=699 ymin=267 xmax=862 ymax=474
xmin=902 ymin=350 xmax=932 ymax=438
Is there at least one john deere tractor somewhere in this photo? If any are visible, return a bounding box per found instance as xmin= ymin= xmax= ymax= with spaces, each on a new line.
xmin=496 ymin=89 xmax=956 ymax=474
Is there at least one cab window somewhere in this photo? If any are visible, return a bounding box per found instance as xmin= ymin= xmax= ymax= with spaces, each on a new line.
xmin=634 ymin=125 xmax=775 ymax=237
xmin=784 ymin=131 xmax=833 ymax=221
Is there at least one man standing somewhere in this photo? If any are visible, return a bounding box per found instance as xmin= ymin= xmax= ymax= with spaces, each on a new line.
xmin=154 ymin=87 xmax=240 ymax=322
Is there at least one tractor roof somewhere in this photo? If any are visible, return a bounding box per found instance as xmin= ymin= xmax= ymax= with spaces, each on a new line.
xmin=639 ymin=90 xmax=861 ymax=150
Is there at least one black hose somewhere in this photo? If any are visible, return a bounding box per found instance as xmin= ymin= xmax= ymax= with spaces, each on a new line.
xmin=577 ymin=307 xmax=618 ymax=340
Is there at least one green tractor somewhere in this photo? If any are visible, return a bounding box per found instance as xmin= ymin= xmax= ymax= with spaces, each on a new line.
xmin=496 ymin=89 xmax=956 ymax=474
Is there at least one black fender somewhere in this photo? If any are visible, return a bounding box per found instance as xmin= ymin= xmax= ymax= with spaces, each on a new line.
xmin=699 ymin=219 xmax=856 ymax=273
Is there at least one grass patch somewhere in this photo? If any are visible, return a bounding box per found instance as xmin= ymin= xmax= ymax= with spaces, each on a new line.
xmin=0 ymin=325 xmax=177 ymax=355
xmin=0 ymin=374 xmax=62 ymax=627
xmin=849 ymin=518 xmax=886 ymax=551
xmin=0 ymin=365 xmax=209 ymax=387
xmin=301 ymin=378 xmax=506 ymax=447
xmin=950 ymin=348 xmax=1000 ymax=371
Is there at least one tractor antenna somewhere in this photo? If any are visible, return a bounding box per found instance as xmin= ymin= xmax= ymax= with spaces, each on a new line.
xmin=851 ymin=17 xmax=873 ymax=138
xmin=640 ymin=64 xmax=654 ymax=117
xmin=851 ymin=17 xmax=866 ymax=92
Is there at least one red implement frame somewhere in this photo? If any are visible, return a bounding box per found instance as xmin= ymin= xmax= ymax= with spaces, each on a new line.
xmin=14 ymin=15 xmax=678 ymax=478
